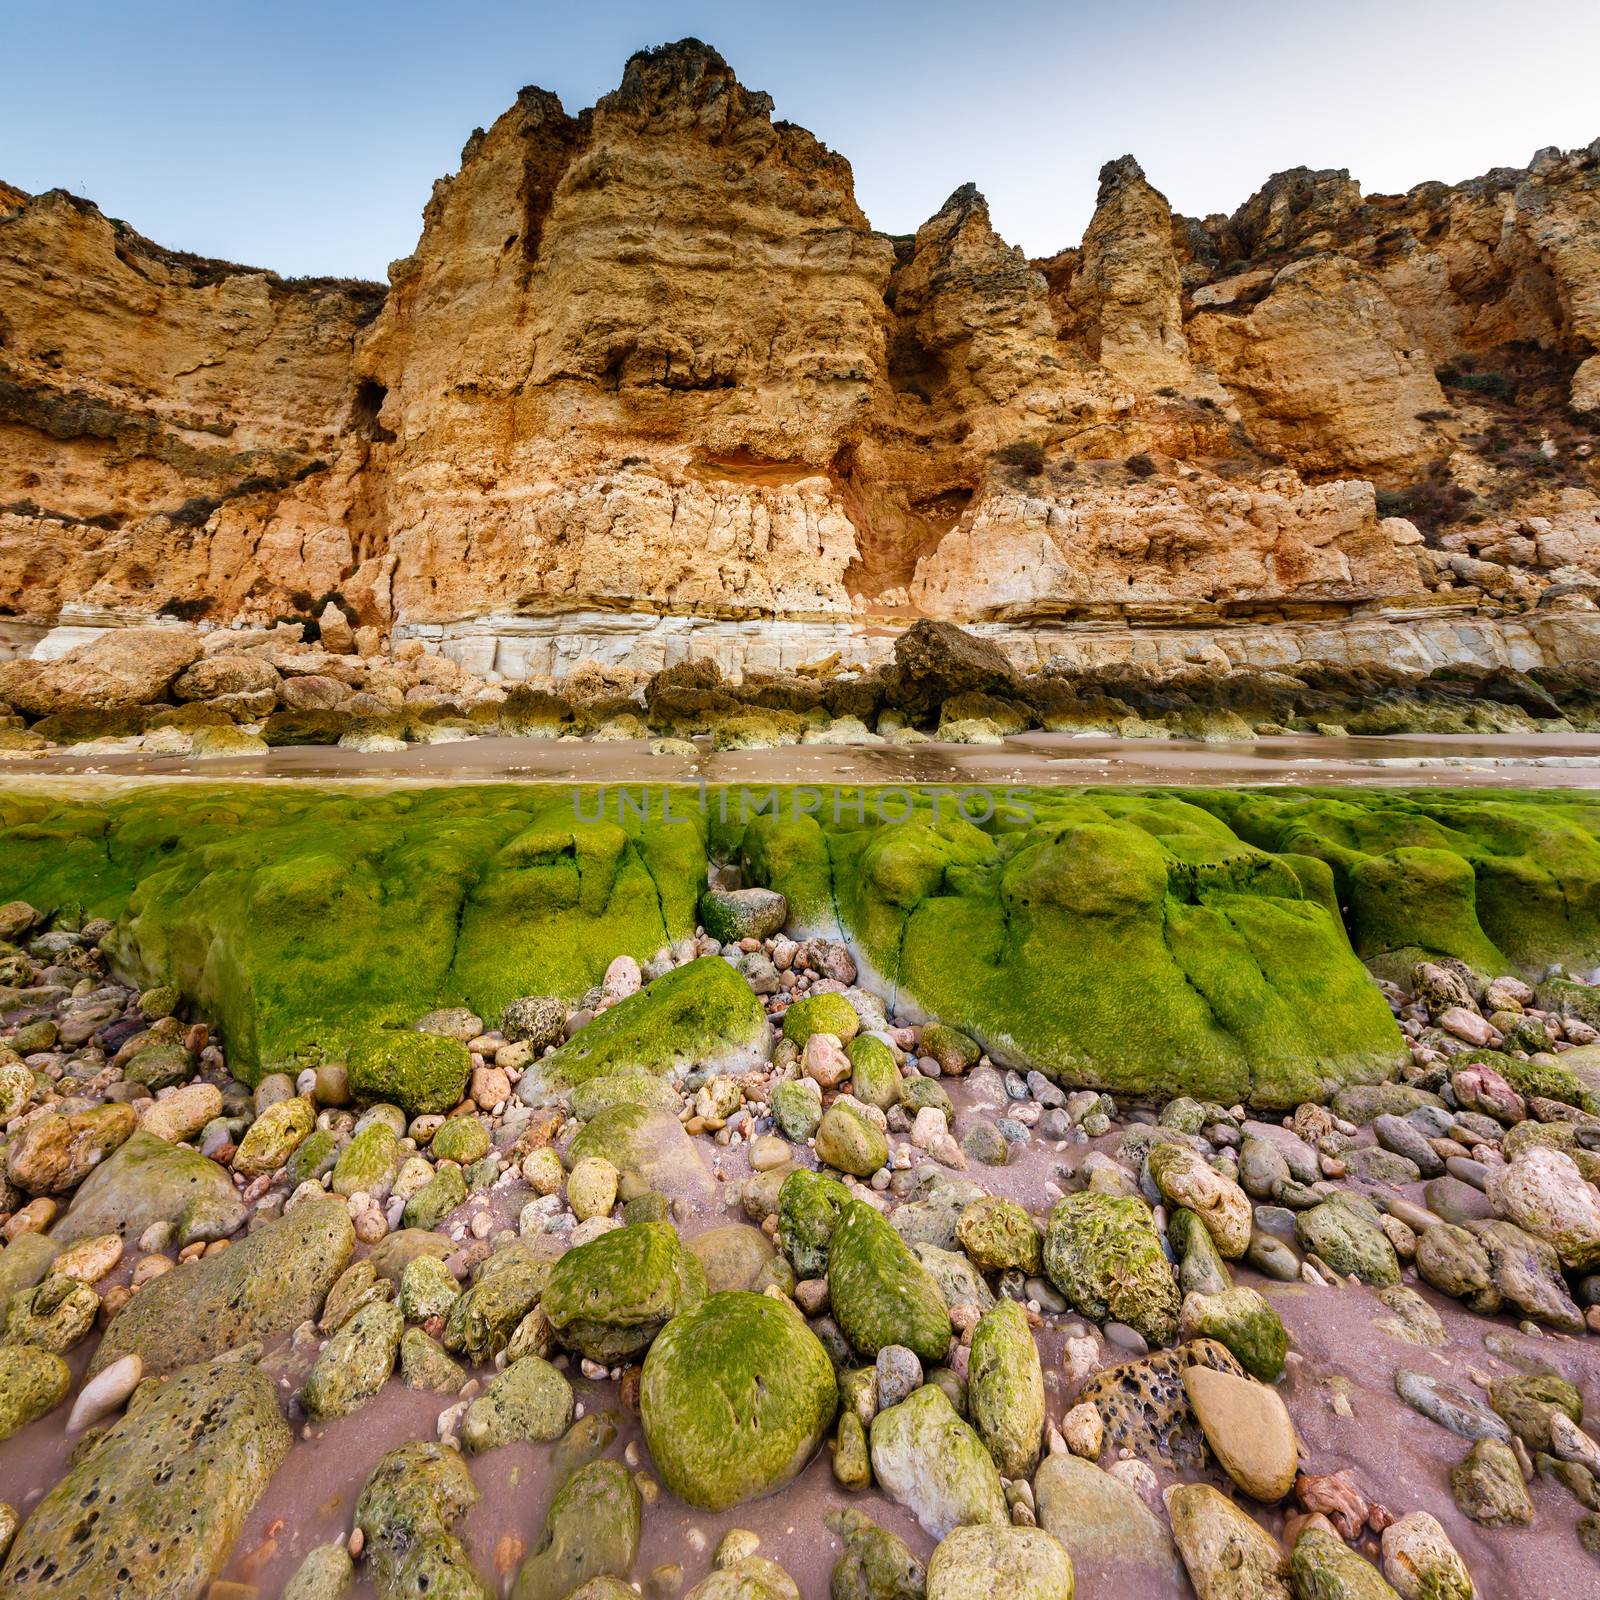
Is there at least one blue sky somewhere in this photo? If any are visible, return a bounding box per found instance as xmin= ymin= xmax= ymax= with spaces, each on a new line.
xmin=4 ymin=0 xmax=1597 ymax=280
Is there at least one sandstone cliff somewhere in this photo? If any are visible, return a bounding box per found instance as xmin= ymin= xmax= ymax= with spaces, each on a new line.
xmin=0 ymin=39 xmax=1596 ymax=668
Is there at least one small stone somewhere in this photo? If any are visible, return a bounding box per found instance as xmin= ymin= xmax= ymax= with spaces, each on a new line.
xmin=1450 ymin=1438 xmax=1535 ymax=1526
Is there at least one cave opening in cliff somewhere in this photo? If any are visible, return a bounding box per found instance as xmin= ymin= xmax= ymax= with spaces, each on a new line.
xmin=353 ymin=379 xmax=395 ymax=443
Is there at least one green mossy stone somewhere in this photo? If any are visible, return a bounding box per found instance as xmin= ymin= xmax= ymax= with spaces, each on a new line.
xmin=542 ymin=1221 xmax=707 ymax=1362
xmin=815 ymin=1102 xmax=889 ymax=1177
xmin=462 ymin=1355 xmax=574 ymax=1451
xmin=1288 ymin=1527 xmax=1398 ymax=1599
xmin=899 ymin=1076 xmax=955 ymax=1117
xmin=511 ymin=1459 xmax=641 ymax=1600
xmin=0 ymin=1344 xmax=70 ymax=1440
xmin=920 ymin=1025 xmax=979 ymax=1076
xmin=520 ymin=957 xmax=769 ymax=1106
xmin=700 ymin=886 xmax=787 ymax=944
xmin=287 ymin=1127 xmax=341 ymax=1186
xmin=400 ymin=1255 xmax=462 ymax=1322
xmin=432 ymin=1114 xmax=490 ymax=1165
xmin=783 ymin=992 xmax=861 ymax=1047
xmin=404 ymin=1164 xmax=468 ymax=1231
xmin=569 ymin=1071 xmax=680 ymax=1121
xmin=349 ymin=1031 xmax=471 ymax=1117
xmin=1170 ymin=1207 xmax=1233 ymax=1297
xmin=776 ymin=1168 xmax=850 ymax=1278
xmin=824 ymin=1507 xmax=928 ymax=1600
xmin=50 ymin=1129 xmax=236 ymax=1246
xmin=829 ymin=1198 xmax=952 ymax=1364
xmin=955 ymin=1196 xmax=1042 ymax=1275
xmin=640 ymin=1291 xmax=838 ymax=1511
xmin=912 ymin=1243 xmax=995 ymax=1313
xmin=282 ymin=1543 xmax=355 ymax=1600
xmin=1178 ymin=1287 xmax=1288 ymax=1382
xmin=846 ymin=1035 xmax=902 ymax=1110
xmin=567 ymin=1103 xmax=715 ymax=1205
xmin=868 ymin=1384 xmax=1007 ymax=1540
xmin=925 ymin=1525 xmax=1074 ymax=1600
xmin=688 ymin=1224 xmax=776 ymax=1294
xmin=1488 ymin=1373 xmax=1583 ymax=1451
xmin=355 ymin=1439 xmax=491 ymax=1600
xmin=4 ymin=1277 xmax=98 ymax=1354
xmin=1043 ymin=1193 xmax=1180 ymax=1347
xmin=967 ymin=1299 xmax=1044 ymax=1478
xmin=1451 ymin=1439 xmax=1535 ymax=1526
xmin=771 ymin=1079 xmax=823 ymax=1141
xmin=0 ymin=1355 xmax=291 ymax=1600
xmin=400 ymin=1327 xmax=467 ymax=1394
xmin=121 ymin=1041 xmax=194 ymax=1090
xmin=443 ymin=1261 xmax=550 ymax=1364
xmin=90 ymin=1195 xmax=354 ymax=1377
xmin=0 ymin=1233 xmax=57 ymax=1304
xmin=302 ymin=1300 xmax=404 ymax=1420
xmin=1296 ymin=1195 xmax=1401 ymax=1286
xmin=232 ymin=1094 xmax=314 ymax=1176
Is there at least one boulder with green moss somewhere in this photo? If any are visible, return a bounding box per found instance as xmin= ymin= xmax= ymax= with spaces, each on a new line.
xmin=829 ymin=1198 xmax=952 ymax=1363
xmin=641 ymin=1291 xmax=838 ymax=1510
xmin=1043 ymin=1193 xmax=1180 ymax=1346
xmin=815 ymin=1101 xmax=889 ymax=1177
xmin=926 ymin=1525 xmax=1074 ymax=1600
xmin=355 ymin=1440 xmax=492 ymax=1600
xmin=1295 ymin=1194 xmax=1400 ymax=1286
xmin=302 ymin=1301 xmax=404 ymax=1420
xmin=782 ymin=991 xmax=861 ymax=1046
xmin=869 ymin=1384 xmax=1007 ymax=1539
xmin=49 ymin=1128 xmax=239 ymax=1245
xmin=512 ymin=1459 xmax=640 ymax=1600
xmin=776 ymin=1168 xmax=850 ymax=1277
xmin=349 ymin=1031 xmax=471 ymax=1116
xmin=846 ymin=1034 xmax=902 ymax=1109
xmin=90 ymin=1195 xmax=354 ymax=1377
xmin=331 ymin=1122 xmax=403 ymax=1198
xmin=967 ymin=1299 xmax=1044 ymax=1477
xmin=542 ymin=1222 xmax=707 ymax=1362
xmin=566 ymin=1103 xmax=716 ymax=1205
xmin=462 ymin=1355 xmax=574 ymax=1451
xmin=518 ymin=957 xmax=769 ymax=1105
xmin=0 ymin=1344 xmax=70 ymax=1441
xmin=1177 ymin=1288 xmax=1287 ymax=1382
xmin=955 ymin=1196 xmax=1042 ymax=1275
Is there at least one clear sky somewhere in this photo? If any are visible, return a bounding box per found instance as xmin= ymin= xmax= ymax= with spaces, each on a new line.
xmin=5 ymin=0 xmax=1597 ymax=281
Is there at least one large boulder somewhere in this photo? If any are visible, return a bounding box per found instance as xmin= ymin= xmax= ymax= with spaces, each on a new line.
xmin=1043 ymin=1193 xmax=1180 ymax=1346
xmin=47 ymin=1129 xmax=238 ymax=1245
xmin=518 ymin=957 xmax=769 ymax=1106
xmin=542 ymin=1222 xmax=708 ymax=1362
xmin=828 ymin=1197 xmax=951 ymax=1364
xmin=0 ymin=627 xmax=202 ymax=716
xmin=348 ymin=1030 xmax=472 ymax=1116
xmin=566 ymin=1104 xmax=716 ymax=1205
xmin=926 ymin=1525 xmax=1074 ymax=1600
xmin=512 ymin=1460 xmax=640 ymax=1600
xmin=641 ymin=1291 xmax=838 ymax=1511
xmin=0 ymin=1355 xmax=290 ymax=1598
xmin=967 ymin=1299 xmax=1044 ymax=1477
xmin=90 ymin=1195 xmax=354 ymax=1377
xmin=885 ymin=621 xmax=1019 ymax=719
xmin=869 ymin=1383 xmax=1007 ymax=1539
xmin=355 ymin=1440 xmax=492 ymax=1600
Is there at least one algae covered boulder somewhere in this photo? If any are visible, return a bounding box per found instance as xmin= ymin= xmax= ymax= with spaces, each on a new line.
xmin=567 ymin=1103 xmax=716 ymax=1205
xmin=815 ymin=1100 xmax=889 ymax=1177
xmin=301 ymin=1300 xmax=404 ymax=1420
xmin=91 ymin=1194 xmax=354 ymax=1377
xmin=1043 ymin=1192 xmax=1180 ymax=1346
xmin=519 ymin=956 xmax=769 ymax=1105
xmin=926 ymin=1525 xmax=1074 ymax=1600
xmin=869 ymin=1383 xmax=1007 ymax=1539
xmin=1289 ymin=1527 xmax=1399 ymax=1599
xmin=783 ymin=991 xmax=860 ymax=1046
xmin=1178 ymin=1287 xmax=1288 ymax=1382
xmin=355 ymin=1439 xmax=491 ymax=1600
xmin=348 ymin=1030 xmax=471 ymax=1116
xmin=49 ymin=1128 xmax=239 ymax=1246
xmin=462 ymin=1355 xmax=574 ymax=1452
xmin=1295 ymin=1194 xmax=1400 ymax=1286
xmin=967 ymin=1297 xmax=1044 ymax=1477
xmin=776 ymin=1167 xmax=850 ymax=1278
xmin=0 ymin=1344 xmax=70 ymax=1441
xmin=955 ymin=1195 xmax=1042 ymax=1275
xmin=542 ymin=1222 xmax=708 ymax=1362
xmin=512 ymin=1459 xmax=641 ymax=1600
xmin=640 ymin=1291 xmax=838 ymax=1511
xmin=829 ymin=1197 xmax=952 ymax=1363
xmin=825 ymin=1507 xmax=927 ymax=1600
xmin=1 ymin=1355 xmax=291 ymax=1599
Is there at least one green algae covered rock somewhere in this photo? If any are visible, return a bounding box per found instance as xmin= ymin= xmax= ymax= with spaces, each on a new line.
xmin=825 ymin=1507 xmax=927 ymax=1600
xmin=1170 ymin=1206 xmax=1234 ymax=1297
xmin=967 ymin=1298 xmax=1045 ymax=1477
xmin=1178 ymin=1288 xmax=1288 ymax=1382
xmin=0 ymin=1344 xmax=70 ymax=1440
xmin=91 ymin=1195 xmax=354 ymax=1377
xmin=512 ymin=1459 xmax=641 ymax=1600
xmin=569 ymin=1069 xmax=680 ymax=1121
xmin=401 ymin=1327 xmax=467 ymax=1393
xmin=566 ymin=1103 xmax=716 ymax=1205
xmin=1289 ymin=1527 xmax=1399 ymax=1599
xmin=431 ymin=1113 xmax=490 ymax=1165
xmin=232 ymin=1094 xmax=315 ymax=1176
xmin=462 ymin=1355 xmax=573 ymax=1451
xmin=542 ymin=1222 xmax=707 ymax=1362
xmin=1295 ymin=1194 xmax=1400 ymax=1286
xmin=846 ymin=1034 xmax=902 ymax=1110
xmin=684 ymin=1557 xmax=800 ymax=1600
xmin=1043 ymin=1193 xmax=1180 ymax=1346
xmin=815 ymin=1101 xmax=889 ymax=1177
xmin=0 ymin=1233 xmax=56 ymax=1305
xmin=349 ymin=1030 xmax=471 ymax=1116
xmin=776 ymin=1167 xmax=850 ymax=1278
xmin=783 ymin=991 xmax=860 ymax=1046
xmin=640 ymin=1291 xmax=838 ymax=1511
xmin=443 ymin=1259 xmax=551 ymax=1364
xmin=400 ymin=1254 xmax=462 ymax=1322
xmin=956 ymin=1195 xmax=1042 ymax=1275
xmin=355 ymin=1439 xmax=492 ymax=1600
xmin=301 ymin=1300 xmax=403 ymax=1420
xmin=332 ymin=1121 xmax=403 ymax=1198
xmin=689 ymin=1223 xmax=777 ymax=1294
xmin=282 ymin=1543 xmax=355 ymax=1600
xmin=5 ymin=1276 xmax=99 ymax=1354
xmin=0 ymin=1355 xmax=290 ymax=1599
xmin=926 ymin=1525 xmax=1074 ymax=1600
xmin=869 ymin=1383 xmax=1007 ymax=1539
xmin=45 ymin=1129 xmax=238 ymax=1248
xmin=829 ymin=1197 xmax=952 ymax=1363
xmin=519 ymin=957 xmax=769 ymax=1106
xmin=404 ymin=1163 xmax=468 ymax=1230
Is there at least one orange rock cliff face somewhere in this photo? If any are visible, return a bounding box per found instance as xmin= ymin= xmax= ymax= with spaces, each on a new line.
xmin=0 ymin=40 xmax=1596 ymax=671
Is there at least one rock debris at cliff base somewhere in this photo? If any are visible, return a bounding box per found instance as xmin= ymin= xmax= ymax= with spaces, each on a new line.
xmin=0 ymin=781 xmax=1594 ymax=1594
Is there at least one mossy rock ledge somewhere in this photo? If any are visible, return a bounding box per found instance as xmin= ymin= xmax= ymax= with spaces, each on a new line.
xmin=640 ymin=1291 xmax=839 ymax=1511
xmin=4 ymin=783 xmax=1598 ymax=1104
